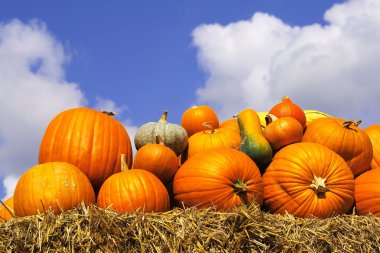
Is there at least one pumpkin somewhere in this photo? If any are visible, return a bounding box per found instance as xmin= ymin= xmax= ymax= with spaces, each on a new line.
xmin=263 ymin=116 xmax=303 ymax=151
xmin=219 ymin=118 xmax=239 ymax=132
xmin=187 ymin=123 xmax=241 ymax=159
xmin=133 ymin=135 xmax=179 ymax=183
xmin=173 ymin=147 xmax=263 ymax=211
xmin=181 ymin=105 xmax=219 ymax=137
xmin=14 ymin=162 xmax=95 ymax=217
xmin=355 ymin=169 xmax=380 ymax=216
xmin=97 ymin=154 xmax=170 ymax=213
xmin=134 ymin=110 xmax=188 ymax=156
xmin=39 ymin=107 xmax=132 ymax=192
xmin=302 ymin=118 xmax=373 ymax=177
xmin=263 ymin=142 xmax=355 ymax=218
xmin=364 ymin=124 xmax=380 ymax=170
xmin=268 ymin=96 xmax=306 ymax=129
xmin=0 ymin=197 xmax=14 ymax=223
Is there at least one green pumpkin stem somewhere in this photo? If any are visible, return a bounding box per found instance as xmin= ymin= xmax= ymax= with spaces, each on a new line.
xmin=341 ymin=120 xmax=362 ymax=129
xmin=233 ymin=179 xmax=248 ymax=194
xmin=0 ymin=200 xmax=15 ymax=218
xmin=158 ymin=110 xmax=168 ymax=123
xmin=101 ymin=111 xmax=116 ymax=116
xmin=120 ymin=154 xmax=130 ymax=171
xmin=310 ymin=175 xmax=329 ymax=194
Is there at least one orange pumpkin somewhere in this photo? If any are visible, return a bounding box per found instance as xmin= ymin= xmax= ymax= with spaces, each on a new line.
xmin=186 ymin=124 xmax=241 ymax=159
xmin=97 ymin=154 xmax=170 ymax=213
xmin=302 ymin=117 xmax=373 ymax=177
xmin=263 ymin=116 xmax=303 ymax=151
xmin=355 ymin=169 xmax=380 ymax=216
xmin=220 ymin=118 xmax=239 ymax=131
xmin=364 ymin=124 xmax=380 ymax=170
xmin=181 ymin=105 xmax=219 ymax=137
xmin=14 ymin=162 xmax=95 ymax=217
xmin=263 ymin=142 xmax=355 ymax=218
xmin=39 ymin=108 xmax=133 ymax=192
xmin=268 ymin=96 xmax=306 ymax=129
xmin=173 ymin=147 xmax=263 ymax=211
xmin=133 ymin=136 xmax=179 ymax=183
xmin=0 ymin=197 xmax=14 ymax=222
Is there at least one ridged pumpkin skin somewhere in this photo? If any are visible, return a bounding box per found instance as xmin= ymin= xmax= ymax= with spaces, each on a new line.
xmin=302 ymin=117 xmax=373 ymax=177
xmin=14 ymin=162 xmax=95 ymax=217
xmin=173 ymin=147 xmax=263 ymax=211
xmin=269 ymin=96 xmax=307 ymax=129
xmin=237 ymin=108 xmax=272 ymax=172
xmin=355 ymin=169 xmax=380 ymax=216
xmin=263 ymin=142 xmax=355 ymax=218
xmin=219 ymin=118 xmax=239 ymax=132
xmin=187 ymin=127 xmax=241 ymax=159
xmin=181 ymin=105 xmax=219 ymax=137
xmin=97 ymin=165 xmax=170 ymax=213
xmin=0 ymin=197 xmax=14 ymax=222
xmin=134 ymin=110 xmax=188 ymax=156
xmin=364 ymin=124 xmax=380 ymax=170
xmin=39 ymin=107 xmax=132 ymax=192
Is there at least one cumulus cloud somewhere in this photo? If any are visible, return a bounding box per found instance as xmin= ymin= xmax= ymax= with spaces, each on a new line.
xmin=193 ymin=0 xmax=380 ymax=127
xmin=0 ymin=19 xmax=136 ymax=200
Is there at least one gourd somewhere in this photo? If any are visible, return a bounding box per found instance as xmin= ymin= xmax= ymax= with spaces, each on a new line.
xmin=364 ymin=124 xmax=380 ymax=170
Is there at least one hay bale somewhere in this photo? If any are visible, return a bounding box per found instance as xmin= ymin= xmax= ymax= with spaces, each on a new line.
xmin=0 ymin=203 xmax=380 ymax=252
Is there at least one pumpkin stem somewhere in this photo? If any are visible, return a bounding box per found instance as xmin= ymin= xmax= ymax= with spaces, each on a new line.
xmin=158 ymin=110 xmax=168 ymax=123
xmin=341 ymin=120 xmax=362 ymax=129
xmin=101 ymin=111 xmax=116 ymax=116
xmin=310 ymin=175 xmax=329 ymax=194
xmin=155 ymin=135 xmax=165 ymax=145
xmin=120 ymin=154 xmax=130 ymax=171
xmin=282 ymin=96 xmax=290 ymax=101
xmin=202 ymin=122 xmax=216 ymax=134
xmin=0 ymin=199 xmax=14 ymax=218
xmin=233 ymin=179 xmax=248 ymax=194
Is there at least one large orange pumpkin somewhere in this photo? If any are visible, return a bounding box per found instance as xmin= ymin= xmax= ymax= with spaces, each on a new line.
xmin=355 ymin=169 xmax=380 ymax=216
xmin=181 ymin=105 xmax=219 ymax=137
xmin=0 ymin=197 xmax=14 ymax=222
xmin=263 ymin=142 xmax=355 ymax=218
xmin=39 ymin=107 xmax=133 ymax=192
xmin=364 ymin=124 xmax=380 ymax=170
xmin=14 ymin=162 xmax=95 ymax=217
xmin=97 ymin=155 xmax=170 ymax=213
xmin=302 ymin=117 xmax=373 ymax=177
xmin=268 ymin=96 xmax=306 ymax=129
xmin=173 ymin=147 xmax=263 ymax=211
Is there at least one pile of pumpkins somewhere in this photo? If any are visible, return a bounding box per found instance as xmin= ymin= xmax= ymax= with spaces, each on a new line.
xmin=1 ymin=96 xmax=380 ymax=223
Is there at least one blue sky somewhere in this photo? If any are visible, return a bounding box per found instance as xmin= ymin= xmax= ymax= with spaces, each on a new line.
xmin=1 ymin=0 xmax=379 ymax=200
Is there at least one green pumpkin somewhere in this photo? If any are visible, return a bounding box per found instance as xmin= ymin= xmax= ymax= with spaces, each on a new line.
xmin=134 ymin=110 xmax=188 ymax=156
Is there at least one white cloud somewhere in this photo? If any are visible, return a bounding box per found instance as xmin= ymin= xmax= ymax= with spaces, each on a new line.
xmin=193 ymin=0 xmax=380 ymax=128
xmin=0 ymin=19 xmax=137 ymax=200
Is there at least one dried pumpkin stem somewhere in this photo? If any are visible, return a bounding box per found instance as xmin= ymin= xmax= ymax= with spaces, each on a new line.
xmin=341 ymin=120 xmax=362 ymax=129
xmin=202 ymin=122 xmax=216 ymax=134
xmin=120 ymin=154 xmax=130 ymax=171
xmin=158 ymin=110 xmax=168 ymax=123
xmin=233 ymin=180 xmax=248 ymax=194
xmin=101 ymin=111 xmax=116 ymax=116
xmin=155 ymin=135 xmax=165 ymax=146
xmin=0 ymin=200 xmax=14 ymax=218
xmin=310 ymin=175 xmax=329 ymax=194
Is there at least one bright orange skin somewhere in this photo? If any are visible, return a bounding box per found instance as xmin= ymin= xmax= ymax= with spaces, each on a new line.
xmin=355 ymin=169 xmax=380 ymax=216
xmin=302 ymin=117 xmax=373 ymax=177
xmin=39 ymin=107 xmax=133 ymax=192
xmin=220 ymin=118 xmax=240 ymax=132
xmin=173 ymin=147 xmax=263 ymax=211
xmin=0 ymin=197 xmax=14 ymax=222
xmin=263 ymin=117 xmax=303 ymax=151
xmin=133 ymin=143 xmax=179 ymax=183
xmin=263 ymin=142 xmax=355 ymax=218
xmin=269 ymin=96 xmax=307 ymax=129
xmin=364 ymin=124 xmax=380 ymax=170
xmin=181 ymin=105 xmax=219 ymax=137
xmin=14 ymin=162 xmax=95 ymax=217
xmin=97 ymin=169 xmax=170 ymax=213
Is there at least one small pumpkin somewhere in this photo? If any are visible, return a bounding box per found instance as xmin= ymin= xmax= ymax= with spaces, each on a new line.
xmin=268 ymin=96 xmax=306 ymax=129
xmin=134 ymin=110 xmax=188 ymax=156
xmin=174 ymin=147 xmax=263 ymax=211
xmin=302 ymin=118 xmax=373 ymax=177
xmin=14 ymin=162 xmax=95 ymax=217
xmin=355 ymin=169 xmax=380 ymax=216
xmin=181 ymin=105 xmax=219 ymax=137
xmin=39 ymin=107 xmax=133 ymax=192
xmin=0 ymin=197 xmax=14 ymax=223
xmin=364 ymin=124 xmax=380 ymax=170
xmin=97 ymin=154 xmax=170 ymax=213
xmin=263 ymin=142 xmax=355 ymax=218
xmin=133 ymin=135 xmax=179 ymax=183
xmin=263 ymin=116 xmax=303 ymax=151
xmin=220 ymin=118 xmax=239 ymax=132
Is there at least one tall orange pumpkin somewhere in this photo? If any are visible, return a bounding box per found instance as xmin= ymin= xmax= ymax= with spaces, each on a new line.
xmin=39 ymin=107 xmax=133 ymax=192
xmin=14 ymin=162 xmax=95 ymax=217
xmin=0 ymin=197 xmax=14 ymax=222
xmin=174 ymin=147 xmax=263 ymax=211
xmin=263 ymin=142 xmax=355 ymax=218
xmin=364 ymin=124 xmax=380 ymax=170
xmin=355 ymin=169 xmax=380 ymax=216
xmin=302 ymin=117 xmax=373 ymax=177
xmin=181 ymin=105 xmax=219 ymax=137
xmin=268 ymin=96 xmax=306 ymax=129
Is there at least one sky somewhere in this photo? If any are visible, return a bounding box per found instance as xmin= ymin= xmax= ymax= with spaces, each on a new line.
xmin=1 ymin=0 xmax=379 ymax=200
